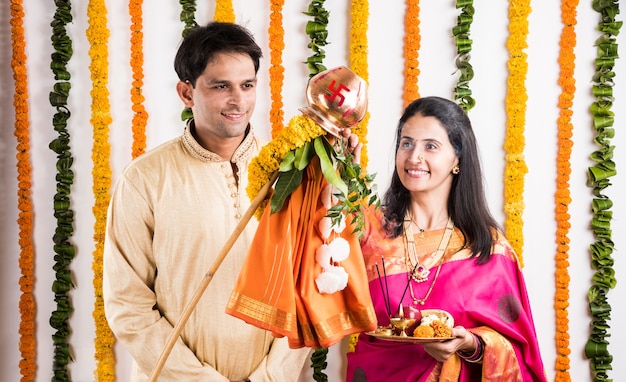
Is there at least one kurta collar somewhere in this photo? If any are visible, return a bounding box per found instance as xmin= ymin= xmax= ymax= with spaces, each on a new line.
xmin=182 ymin=119 xmax=256 ymax=164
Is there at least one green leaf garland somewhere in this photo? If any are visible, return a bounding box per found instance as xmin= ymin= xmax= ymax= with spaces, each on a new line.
xmin=180 ymin=0 xmax=197 ymax=121
xmin=48 ymin=1 xmax=76 ymax=380
xmin=452 ymin=0 xmax=475 ymax=111
xmin=585 ymin=1 xmax=621 ymax=380
xmin=304 ymin=0 xmax=329 ymax=77
xmin=305 ymin=2 xmax=330 ymax=379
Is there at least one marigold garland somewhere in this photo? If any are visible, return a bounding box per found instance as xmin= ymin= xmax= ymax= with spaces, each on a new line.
xmin=503 ymin=0 xmax=530 ymax=266
xmin=49 ymin=1 xmax=77 ymax=379
xmin=247 ymin=115 xmax=326 ymax=218
xmin=584 ymin=1 xmax=620 ymax=380
xmin=346 ymin=1 xmax=370 ymax=353
xmin=403 ymin=0 xmax=420 ymax=107
xmin=554 ymin=0 xmax=577 ymax=380
xmin=349 ymin=0 xmax=369 ymax=170
xmin=269 ymin=0 xmax=285 ymax=138
xmin=214 ymin=0 xmax=235 ymax=23
xmin=130 ymin=0 xmax=147 ymax=158
xmin=11 ymin=0 xmax=36 ymax=380
xmin=87 ymin=0 xmax=115 ymax=380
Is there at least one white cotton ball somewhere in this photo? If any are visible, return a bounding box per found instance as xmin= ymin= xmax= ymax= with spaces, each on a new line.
xmin=315 ymin=265 xmax=349 ymax=294
xmin=315 ymin=271 xmax=342 ymax=294
xmin=318 ymin=216 xmax=333 ymax=240
xmin=315 ymin=244 xmax=332 ymax=270
xmin=327 ymin=237 xmax=350 ymax=262
xmin=327 ymin=265 xmax=349 ymax=290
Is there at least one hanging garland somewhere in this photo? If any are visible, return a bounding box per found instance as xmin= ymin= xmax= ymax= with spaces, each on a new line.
xmin=179 ymin=0 xmax=198 ymax=121
xmin=452 ymin=0 xmax=475 ymax=112
xmin=304 ymin=0 xmax=329 ymax=77
xmin=130 ymin=0 xmax=147 ymax=158
xmin=584 ymin=1 xmax=620 ymax=380
xmin=214 ymin=0 xmax=235 ymax=23
xmin=305 ymin=2 xmax=329 ymax=379
xmin=49 ymin=1 xmax=76 ymax=380
xmin=554 ymin=0 xmax=578 ymax=380
xmin=247 ymin=115 xmax=326 ymax=218
xmin=180 ymin=0 xmax=198 ymax=38
xmin=268 ymin=0 xmax=286 ymax=138
xmin=87 ymin=0 xmax=115 ymax=380
xmin=346 ymin=0 xmax=370 ymax=354
xmin=503 ymin=0 xmax=530 ymax=266
xmin=403 ymin=0 xmax=420 ymax=107
xmin=349 ymin=0 xmax=369 ymax=169
xmin=11 ymin=0 xmax=36 ymax=380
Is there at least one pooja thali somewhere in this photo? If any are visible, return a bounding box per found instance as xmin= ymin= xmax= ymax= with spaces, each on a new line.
xmin=366 ymin=309 xmax=455 ymax=343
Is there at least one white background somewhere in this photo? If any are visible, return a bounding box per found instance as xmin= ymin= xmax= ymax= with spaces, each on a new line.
xmin=1 ymin=1 xmax=625 ymax=381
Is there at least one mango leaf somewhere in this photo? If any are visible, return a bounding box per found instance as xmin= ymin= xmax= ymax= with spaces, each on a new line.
xmin=270 ymin=168 xmax=303 ymax=214
xmin=294 ymin=141 xmax=315 ymax=170
xmin=313 ymin=137 xmax=347 ymax=196
xmin=279 ymin=150 xmax=295 ymax=172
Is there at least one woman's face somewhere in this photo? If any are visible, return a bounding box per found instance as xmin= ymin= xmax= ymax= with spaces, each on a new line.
xmin=395 ymin=114 xmax=459 ymax=198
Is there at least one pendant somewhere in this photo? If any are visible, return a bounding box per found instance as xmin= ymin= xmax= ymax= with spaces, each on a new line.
xmin=411 ymin=266 xmax=430 ymax=283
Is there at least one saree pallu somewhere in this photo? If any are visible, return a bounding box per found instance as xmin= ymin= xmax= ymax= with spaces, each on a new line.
xmin=346 ymin=209 xmax=547 ymax=381
xmin=226 ymin=157 xmax=377 ymax=349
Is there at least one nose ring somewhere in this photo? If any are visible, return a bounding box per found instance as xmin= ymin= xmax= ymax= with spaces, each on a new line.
xmin=417 ymin=154 xmax=424 ymax=162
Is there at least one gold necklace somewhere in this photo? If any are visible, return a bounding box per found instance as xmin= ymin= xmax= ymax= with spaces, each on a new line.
xmin=403 ymin=215 xmax=454 ymax=305
xmin=403 ymin=215 xmax=454 ymax=282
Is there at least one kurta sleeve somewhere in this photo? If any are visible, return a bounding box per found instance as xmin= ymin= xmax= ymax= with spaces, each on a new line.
xmin=103 ymin=173 xmax=227 ymax=381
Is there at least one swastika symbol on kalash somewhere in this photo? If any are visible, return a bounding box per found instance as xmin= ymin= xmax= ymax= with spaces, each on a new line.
xmin=324 ymin=80 xmax=355 ymax=119
xmin=324 ymin=80 xmax=350 ymax=106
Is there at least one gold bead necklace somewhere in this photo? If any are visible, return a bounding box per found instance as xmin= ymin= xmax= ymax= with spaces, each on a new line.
xmin=403 ymin=214 xmax=454 ymax=305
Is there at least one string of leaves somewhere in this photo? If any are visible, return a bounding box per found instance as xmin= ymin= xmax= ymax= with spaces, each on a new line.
xmin=180 ymin=0 xmax=198 ymax=38
xmin=304 ymin=0 xmax=329 ymax=77
xmin=180 ymin=0 xmax=197 ymax=121
xmin=584 ymin=1 xmax=621 ymax=380
xmin=48 ymin=1 xmax=76 ymax=380
xmin=305 ymin=1 xmax=330 ymax=379
xmin=452 ymin=0 xmax=475 ymax=112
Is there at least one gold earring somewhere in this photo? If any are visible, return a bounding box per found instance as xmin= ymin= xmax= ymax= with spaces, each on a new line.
xmin=452 ymin=166 xmax=460 ymax=174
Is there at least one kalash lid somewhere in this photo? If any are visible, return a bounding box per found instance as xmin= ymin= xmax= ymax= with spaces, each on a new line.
xmin=299 ymin=66 xmax=368 ymax=138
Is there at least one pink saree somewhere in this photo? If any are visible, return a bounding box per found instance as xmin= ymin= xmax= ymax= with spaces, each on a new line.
xmin=346 ymin=208 xmax=547 ymax=382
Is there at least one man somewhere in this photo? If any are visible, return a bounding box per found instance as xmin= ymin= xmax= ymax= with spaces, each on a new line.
xmin=103 ymin=22 xmax=310 ymax=381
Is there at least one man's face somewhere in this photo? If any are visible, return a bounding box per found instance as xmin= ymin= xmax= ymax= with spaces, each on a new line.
xmin=181 ymin=52 xmax=257 ymax=149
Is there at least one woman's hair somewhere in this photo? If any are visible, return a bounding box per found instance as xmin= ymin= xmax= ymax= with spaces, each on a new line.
xmin=174 ymin=22 xmax=263 ymax=87
xmin=382 ymin=96 xmax=500 ymax=264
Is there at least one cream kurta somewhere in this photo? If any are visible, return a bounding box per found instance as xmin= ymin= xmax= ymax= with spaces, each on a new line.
xmin=103 ymin=125 xmax=310 ymax=381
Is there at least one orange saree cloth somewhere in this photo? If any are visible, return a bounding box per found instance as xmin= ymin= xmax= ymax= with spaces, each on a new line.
xmin=226 ymin=157 xmax=377 ymax=348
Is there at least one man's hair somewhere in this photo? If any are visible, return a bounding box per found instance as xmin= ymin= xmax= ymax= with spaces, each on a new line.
xmin=174 ymin=22 xmax=263 ymax=86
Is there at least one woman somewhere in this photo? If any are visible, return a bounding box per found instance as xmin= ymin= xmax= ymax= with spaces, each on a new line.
xmin=346 ymin=96 xmax=547 ymax=381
